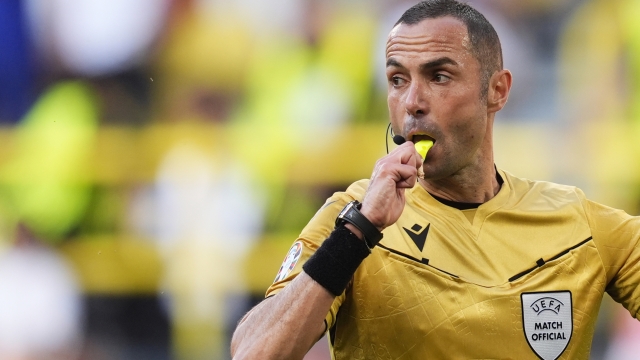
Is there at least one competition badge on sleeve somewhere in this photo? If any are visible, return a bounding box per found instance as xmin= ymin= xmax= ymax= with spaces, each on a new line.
xmin=273 ymin=241 xmax=303 ymax=283
xmin=521 ymin=291 xmax=573 ymax=360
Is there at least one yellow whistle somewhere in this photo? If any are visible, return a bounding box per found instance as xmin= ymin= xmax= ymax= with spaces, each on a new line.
xmin=415 ymin=140 xmax=433 ymax=159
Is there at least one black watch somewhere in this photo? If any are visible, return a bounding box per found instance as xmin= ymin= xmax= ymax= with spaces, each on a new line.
xmin=335 ymin=200 xmax=383 ymax=249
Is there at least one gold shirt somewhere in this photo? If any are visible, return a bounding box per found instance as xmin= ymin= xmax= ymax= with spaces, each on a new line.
xmin=267 ymin=170 xmax=640 ymax=359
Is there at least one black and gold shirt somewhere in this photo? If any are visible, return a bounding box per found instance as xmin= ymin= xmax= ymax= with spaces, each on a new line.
xmin=267 ymin=169 xmax=640 ymax=359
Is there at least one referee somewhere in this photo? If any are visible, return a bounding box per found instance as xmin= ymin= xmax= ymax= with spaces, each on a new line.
xmin=231 ymin=1 xmax=640 ymax=359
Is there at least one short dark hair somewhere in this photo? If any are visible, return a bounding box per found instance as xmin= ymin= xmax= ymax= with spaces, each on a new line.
xmin=395 ymin=0 xmax=503 ymax=96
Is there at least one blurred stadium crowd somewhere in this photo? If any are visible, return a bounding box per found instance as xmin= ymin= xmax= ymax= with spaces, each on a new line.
xmin=0 ymin=0 xmax=639 ymax=359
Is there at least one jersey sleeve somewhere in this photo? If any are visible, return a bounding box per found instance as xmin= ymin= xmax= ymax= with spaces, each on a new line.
xmin=265 ymin=180 xmax=369 ymax=329
xmin=582 ymin=192 xmax=640 ymax=319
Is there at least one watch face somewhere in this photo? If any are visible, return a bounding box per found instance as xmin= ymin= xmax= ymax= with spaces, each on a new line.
xmin=336 ymin=202 xmax=350 ymax=225
xmin=340 ymin=202 xmax=354 ymax=218
xmin=336 ymin=201 xmax=357 ymax=226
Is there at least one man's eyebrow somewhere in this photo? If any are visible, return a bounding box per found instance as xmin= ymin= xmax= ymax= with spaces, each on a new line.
xmin=386 ymin=58 xmax=404 ymax=68
xmin=386 ymin=57 xmax=458 ymax=70
xmin=420 ymin=57 xmax=458 ymax=71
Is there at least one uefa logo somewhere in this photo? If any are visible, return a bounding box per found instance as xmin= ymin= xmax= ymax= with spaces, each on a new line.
xmin=521 ymin=291 xmax=573 ymax=360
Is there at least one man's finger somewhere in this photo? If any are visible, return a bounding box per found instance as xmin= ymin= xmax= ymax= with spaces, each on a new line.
xmin=385 ymin=142 xmax=423 ymax=169
xmin=373 ymin=162 xmax=418 ymax=186
xmin=395 ymin=165 xmax=419 ymax=188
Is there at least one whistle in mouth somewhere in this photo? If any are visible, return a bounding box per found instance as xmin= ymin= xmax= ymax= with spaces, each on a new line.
xmin=415 ymin=140 xmax=433 ymax=159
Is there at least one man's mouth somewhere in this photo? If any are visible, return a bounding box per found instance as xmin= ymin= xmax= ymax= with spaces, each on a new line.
xmin=409 ymin=134 xmax=435 ymax=144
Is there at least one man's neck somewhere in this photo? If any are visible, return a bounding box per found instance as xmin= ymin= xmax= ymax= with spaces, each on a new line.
xmin=419 ymin=164 xmax=501 ymax=204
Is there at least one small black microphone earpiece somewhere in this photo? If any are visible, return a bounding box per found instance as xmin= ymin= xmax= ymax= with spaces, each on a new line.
xmin=386 ymin=124 xmax=407 ymax=154
xmin=392 ymin=135 xmax=406 ymax=145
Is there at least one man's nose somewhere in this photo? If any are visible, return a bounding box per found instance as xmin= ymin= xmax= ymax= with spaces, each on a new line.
xmin=404 ymin=81 xmax=427 ymax=117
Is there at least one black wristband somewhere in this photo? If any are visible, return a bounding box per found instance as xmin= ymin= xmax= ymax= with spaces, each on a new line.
xmin=302 ymin=225 xmax=371 ymax=296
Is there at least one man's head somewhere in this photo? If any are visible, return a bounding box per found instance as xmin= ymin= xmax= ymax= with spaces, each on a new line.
xmin=386 ymin=0 xmax=511 ymax=181
xmin=395 ymin=0 xmax=503 ymax=98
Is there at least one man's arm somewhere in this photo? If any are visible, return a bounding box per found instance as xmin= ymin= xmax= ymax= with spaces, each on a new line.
xmin=231 ymin=141 xmax=423 ymax=359
xmin=230 ymin=271 xmax=333 ymax=360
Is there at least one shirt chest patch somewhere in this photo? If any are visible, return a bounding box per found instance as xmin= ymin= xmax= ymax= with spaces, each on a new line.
xmin=521 ymin=291 xmax=573 ymax=360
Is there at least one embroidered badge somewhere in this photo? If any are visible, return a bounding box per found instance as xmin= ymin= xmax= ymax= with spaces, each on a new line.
xmin=521 ymin=291 xmax=573 ymax=360
xmin=273 ymin=241 xmax=303 ymax=283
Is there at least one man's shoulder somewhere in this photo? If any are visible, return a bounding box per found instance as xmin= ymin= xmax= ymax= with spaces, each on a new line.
xmin=502 ymin=169 xmax=586 ymax=202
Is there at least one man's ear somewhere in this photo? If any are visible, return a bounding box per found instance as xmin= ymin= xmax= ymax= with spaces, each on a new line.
xmin=487 ymin=69 xmax=512 ymax=113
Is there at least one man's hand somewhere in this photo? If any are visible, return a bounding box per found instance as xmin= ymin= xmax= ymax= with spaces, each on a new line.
xmin=360 ymin=141 xmax=423 ymax=230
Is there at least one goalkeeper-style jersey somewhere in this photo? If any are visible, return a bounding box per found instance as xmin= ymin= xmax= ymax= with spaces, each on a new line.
xmin=266 ymin=169 xmax=640 ymax=360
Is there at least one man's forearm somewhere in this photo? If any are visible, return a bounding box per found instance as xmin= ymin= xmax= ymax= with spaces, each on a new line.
xmin=231 ymin=271 xmax=334 ymax=360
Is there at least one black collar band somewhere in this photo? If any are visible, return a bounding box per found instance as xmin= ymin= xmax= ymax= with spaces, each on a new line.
xmin=428 ymin=170 xmax=504 ymax=210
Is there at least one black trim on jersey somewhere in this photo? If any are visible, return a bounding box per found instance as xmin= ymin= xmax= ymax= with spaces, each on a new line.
xmin=428 ymin=170 xmax=504 ymax=210
xmin=508 ymin=237 xmax=593 ymax=282
xmin=546 ymin=237 xmax=592 ymax=262
xmin=378 ymin=243 xmax=427 ymax=264
xmin=377 ymin=244 xmax=459 ymax=278
xmin=430 ymin=194 xmax=483 ymax=210
xmin=323 ymin=319 xmax=328 ymax=339
xmin=329 ymin=317 xmax=337 ymax=348
xmin=429 ymin=265 xmax=459 ymax=278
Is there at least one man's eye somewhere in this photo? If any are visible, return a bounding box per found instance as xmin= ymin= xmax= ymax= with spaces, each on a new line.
xmin=434 ymin=74 xmax=450 ymax=83
xmin=391 ymin=76 xmax=405 ymax=86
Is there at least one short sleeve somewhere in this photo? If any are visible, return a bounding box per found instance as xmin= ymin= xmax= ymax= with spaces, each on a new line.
xmin=265 ymin=180 xmax=369 ymax=328
xmin=583 ymin=195 xmax=640 ymax=319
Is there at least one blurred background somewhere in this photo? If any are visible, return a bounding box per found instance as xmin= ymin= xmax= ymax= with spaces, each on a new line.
xmin=0 ymin=0 xmax=639 ymax=359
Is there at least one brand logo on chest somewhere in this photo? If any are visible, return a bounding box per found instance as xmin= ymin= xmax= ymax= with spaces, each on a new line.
xmin=521 ymin=291 xmax=573 ymax=360
xmin=402 ymin=223 xmax=430 ymax=252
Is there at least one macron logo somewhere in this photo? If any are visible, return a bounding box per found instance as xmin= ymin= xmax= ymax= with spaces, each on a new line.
xmin=403 ymin=224 xmax=430 ymax=252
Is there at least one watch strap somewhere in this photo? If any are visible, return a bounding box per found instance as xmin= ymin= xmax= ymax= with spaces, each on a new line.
xmin=335 ymin=200 xmax=383 ymax=249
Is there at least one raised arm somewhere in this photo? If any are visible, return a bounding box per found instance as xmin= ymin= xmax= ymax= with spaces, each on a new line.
xmin=231 ymin=141 xmax=423 ymax=359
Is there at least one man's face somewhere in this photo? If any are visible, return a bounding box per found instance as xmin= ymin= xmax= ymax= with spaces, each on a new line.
xmin=386 ymin=17 xmax=489 ymax=180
